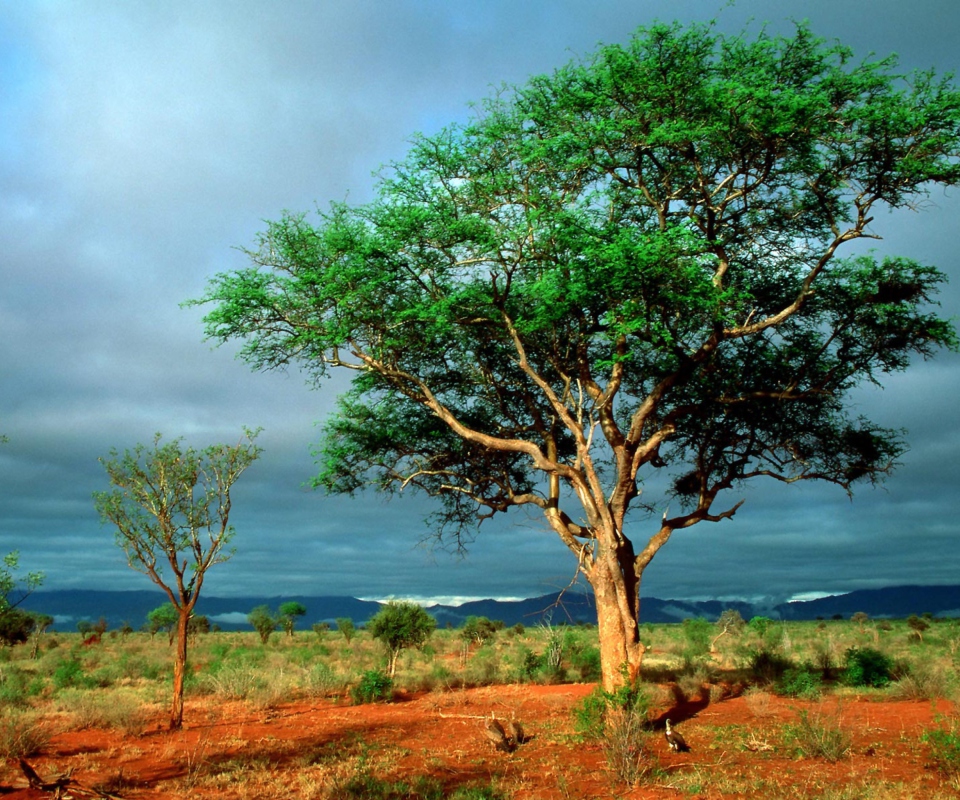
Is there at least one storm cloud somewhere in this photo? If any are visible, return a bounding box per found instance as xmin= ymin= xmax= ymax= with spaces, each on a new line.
xmin=2 ymin=1 xmax=959 ymax=606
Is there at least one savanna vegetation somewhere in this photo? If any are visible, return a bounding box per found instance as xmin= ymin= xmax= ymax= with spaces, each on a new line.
xmin=0 ymin=612 xmax=958 ymax=798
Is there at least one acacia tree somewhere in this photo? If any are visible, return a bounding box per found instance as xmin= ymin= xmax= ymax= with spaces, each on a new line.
xmin=367 ymin=601 xmax=437 ymax=676
xmin=192 ymin=23 xmax=960 ymax=691
xmin=278 ymin=601 xmax=307 ymax=636
xmin=94 ymin=430 xmax=261 ymax=728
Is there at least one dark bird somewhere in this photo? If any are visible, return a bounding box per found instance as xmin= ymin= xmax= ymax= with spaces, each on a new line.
xmin=664 ymin=718 xmax=690 ymax=752
xmin=506 ymin=717 xmax=526 ymax=747
xmin=483 ymin=713 xmax=514 ymax=752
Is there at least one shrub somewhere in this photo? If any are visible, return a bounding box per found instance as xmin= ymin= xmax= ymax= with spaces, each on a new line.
xmin=843 ymin=647 xmax=893 ymax=688
xmin=574 ymin=682 xmax=655 ymax=784
xmin=573 ymin=681 xmax=651 ymax=741
xmin=247 ymin=605 xmax=278 ymax=644
xmin=335 ymin=617 xmax=356 ymax=643
xmin=0 ymin=709 xmax=49 ymax=758
xmin=52 ymin=658 xmax=95 ymax=690
xmin=776 ymin=665 xmax=822 ymax=699
xmin=58 ymin=688 xmax=149 ymax=736
xmin=922 ymin=716 xmax=960 ymax=776
xmin=746 ymin=648 xmax=793 ymax=684
xmin=782 ymin=708 xmax=851 ymax=762
xmin=350 ymin=670 xmax=393 ymax=704
xmin=569 ymin=645 xmax=602 ymax=682
xmin=367 ymin=602 xmax=436 ymax=677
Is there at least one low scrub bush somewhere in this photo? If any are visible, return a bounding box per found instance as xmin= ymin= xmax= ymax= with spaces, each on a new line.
xmin=922 ymin=716 xmax=960 ymax=776
xmin=0 ymin=709 xmax=49 ymax=758
xmin=889 ymin=660 xmax=955 ymax=700
xmin=745 ymin=648 xmax=793 ymax=684
xmin=573 ymin=681 xmax=651 ymax=741
xmin=350 ymin=670 xmax=393 ymax=704
xmin=782 ymin=708 xmax=851 ymax=762
xmin=776 ymin=664 xmax=822 ymax=698
xmin=306 ymin=662 xmax=348 ymax=696
xmin=52 ymin=658 xmax=96 ymax=691
xmin=56 ymin=688 xmax=149 ymax=735
xmin=574 ymin=681 xmax=656 ymax=784
xmin=843 ymin=647 xmax=893 ymax=688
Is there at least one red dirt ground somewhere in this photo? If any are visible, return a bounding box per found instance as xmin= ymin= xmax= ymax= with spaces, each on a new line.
xmin=1 ymin=684 xmax=955 ymax=798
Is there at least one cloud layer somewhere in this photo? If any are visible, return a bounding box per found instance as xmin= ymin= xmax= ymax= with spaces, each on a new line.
xmin=2 ymin=1 xmax=959 ymax=607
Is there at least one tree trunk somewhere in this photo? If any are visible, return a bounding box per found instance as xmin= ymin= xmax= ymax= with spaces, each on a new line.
xmin=588 ymin=546 xmax=645 ymax=692
xmin=171 ymin=609 xmax=190 ymax=730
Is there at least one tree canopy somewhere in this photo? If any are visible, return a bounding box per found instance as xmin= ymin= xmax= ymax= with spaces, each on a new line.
xmin=94 ymin=430 xmax=261 ymax=727
xmin=192 ymin=22 xmax=960 ymax=690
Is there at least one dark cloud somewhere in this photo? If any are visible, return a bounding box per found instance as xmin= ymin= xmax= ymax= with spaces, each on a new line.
xmin=1 ymin=1 xmax=959 ymax=608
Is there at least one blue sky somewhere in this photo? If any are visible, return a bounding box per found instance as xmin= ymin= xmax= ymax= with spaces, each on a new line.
xmin=2 ymin=0 xmax=959 ymax=606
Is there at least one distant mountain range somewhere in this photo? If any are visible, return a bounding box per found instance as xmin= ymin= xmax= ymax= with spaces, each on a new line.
xmin=19 ymin=584 xmax=960 ymax=632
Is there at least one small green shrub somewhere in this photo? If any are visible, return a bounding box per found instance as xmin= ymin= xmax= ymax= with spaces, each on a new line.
xmin=0 ymin=709 xmax=49 ymax=758
xmin=776 ymin=665 xmax=822 ymax=698
xmin=350 ymin=670 xmax=393 ymax=704
xmin=0 ymin=667 xmax=32 ymax=707
xmin=573 ymin=681 xmax=651 ymax=741
xmin=52 ymin=658 xmax=95 ymax=690
xmin=307 ymin=662 xmax=347 ymax=696
xmin=782 ymin=708 xmax=851 ymax=762
xmin=843 ymin=647 xmax=893 ymax=688
xmin=922 ymin=716 xmax=960 ymax=775
xmin=746 ymin=648 xmax=793 ymax=684
xmin=569 ymin=645 xmax=602 ymax=682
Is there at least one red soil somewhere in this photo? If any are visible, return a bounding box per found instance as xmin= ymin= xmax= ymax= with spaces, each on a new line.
xmin=1 ymin=684 xmax=954 ymax=798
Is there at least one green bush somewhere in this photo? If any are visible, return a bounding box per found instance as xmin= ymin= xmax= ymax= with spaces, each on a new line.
xmin=782 ymin=708 xmax=851 ymax=762
xmin=776 ymin=665 xmax=822 ymax=698
xmin=52 ymin=658 xmax=95 ymax=690
xmin=922 ymin=716 xmax=960 ymax=775
xmin=842 ymin=647 xmax=893 ymax=688
xmin=573 ymin=682 xmax=650 ymax=741
xmin=569 ymin=645 xmax=602 ymax=682
xmin=350 ymin=670 xmax=393 ymax=704
xmin=746 ymin=648 xmax=793 ymax=684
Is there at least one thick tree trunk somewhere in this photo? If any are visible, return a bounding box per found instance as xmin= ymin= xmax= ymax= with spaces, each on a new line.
xmin=171 ymin=609 xmax=190 ymax=730
xmin=589 ymin=546 xmax=645 ymax=692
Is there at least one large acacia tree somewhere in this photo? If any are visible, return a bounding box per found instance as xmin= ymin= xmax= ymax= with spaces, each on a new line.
xmin=94 ymin=431 xmax=261 ymax=727
xmin=193 ymin=24 xmax=960 ymax=691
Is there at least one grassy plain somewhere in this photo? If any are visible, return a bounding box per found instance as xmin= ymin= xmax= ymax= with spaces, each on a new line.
xmin=0 ymin=615 xmax=958 ymax=798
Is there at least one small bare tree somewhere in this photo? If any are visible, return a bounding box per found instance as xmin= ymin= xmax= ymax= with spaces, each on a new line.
xmin=94 ymin=430 xmax=261 ymax=729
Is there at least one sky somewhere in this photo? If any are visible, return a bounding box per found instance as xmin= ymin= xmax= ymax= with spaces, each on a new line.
xmin=2 ymin=0 xmax=959 ymax=609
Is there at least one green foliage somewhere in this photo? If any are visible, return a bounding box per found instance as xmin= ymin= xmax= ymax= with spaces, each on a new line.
xmin=247 ymin=605 xmax=278 ymax=644
xmin=569 ymin=645 xmax=602 ymax=682
xmin=843 ymin=647 xmax=894 ymax=688
xmin=0 ymin=709 xmax=49 ymax=759
xmin=460 ymin=616 xmax=502 ymax=645
xmin=776 ymin=665 xmax=822 ymax=698
xmin=193 ymin=19 xmax=960 ymax=694
xmin=278 ymin=601 xmax=307 ymax=636
xmin=907 ymin=614 xmax=931 ymax=641
xmin=922 ymin=716 xmax=960 ymax=776
xmin=147 ymin=603 xmax=179 ymax=643
xmin=336 ymin=617 xmax=356 ymax=642
xmin=573 ymin=680 xmax=651 ymax=742
xmin=0 ymin=608 xmax=35 ymax=646
xmin=366 ymin=602 xmax=436 ymax=676
xmin=782 ymin=709 xmax=851 ymax=762
xmin=680 ymin=617 xmax=712 ymax=670
xmin=746 ymin=648 xmax=794 ymax=685
xmin=350 ymin=669 xmax=393 ymax=704
xmin=52 ymin=658 xmax=95 ymax=691
xmin=0 ymin=552 xmax=44 ymax=647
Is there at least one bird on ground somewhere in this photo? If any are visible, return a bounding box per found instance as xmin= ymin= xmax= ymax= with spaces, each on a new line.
xmin=664 ymin=718 xmax=690 ymax=752
xmin=483 ymin=713 xmax=514 ymax=752
xmin=506 ymin=717 xmax=525 ymax=747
